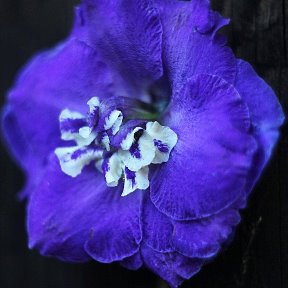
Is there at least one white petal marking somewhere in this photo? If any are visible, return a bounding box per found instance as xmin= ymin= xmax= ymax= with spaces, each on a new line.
xmin=87 ymin=97 xmax=100 ymax=112
xmin=55 ymin=146 xmax=103 ymax=177
xmin=79 ymin=126 xmax=92 ymax=139
xmin=60 ymin=109 xmax=84 ymax=121
xmin=120 ymin=127 xmax=143 ymax=150
xmin=104 ymin=153 xmax=122 ymax=187
xmin=146 ymin=121 xmax=178 ymax=164
xmin=122 ymin=166 xmax=149 ymax=196
xmin=118 ymin=131 xmax=155 ymax=172
xmin=111 ymin=113 xmax=123 ymax=135
xmin=101 ymin=133 xmax=111 ymax=151
xmin=59 ymin=109 xmax=85 ymax=141
xmin=104 ymin=110 xmax=122 ymax=131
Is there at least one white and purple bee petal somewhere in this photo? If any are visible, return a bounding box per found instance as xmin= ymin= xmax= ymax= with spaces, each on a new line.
xmin=59 ymin=109 xmax=85 ymax=140
xmin=118 ymin=131 xmax=156 ymax=172
xmin=78 ymin=97 xmax=100 ymax=139
xmin=95 ymin=131 xmax=111 ymax=151
xmin=55 ymin=146 xmax=103 ymax=177
xmin=122 ymin=166 xmax=149 ymax=196
xmin=102 ymin=153 xmax=122 ymax=187
xmin=146 ymin=121 xmax=178 ymax=164
xmin=59 ymin=109 xmax=97 ymax=146
xmin=104 ymin=110 xmax=123 ymax=135
xmin=55 ymin=97 xmax=177 ymax=196
xmin=120 ymin=126 xmax=143 ymax=150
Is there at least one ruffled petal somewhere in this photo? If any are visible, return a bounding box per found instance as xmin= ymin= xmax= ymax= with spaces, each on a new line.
xmin=119 ymin=251 xmax=143 ymax=270
xmin=28 ymin=154 xmax=142 ymax=263
xmin=142 ymin=193 xmax=174 ymax=252
xmin=235 ymin=60 xmax=285 ymax=192
xmin=154 ymin=0 xmax=235 ymax=92
xmin=173 ymin=208 xmax=240 ymax=258
xmin=3 ymin=38 xmax=116 ymax=197
xmin=143 ymin=192 xmax=240 ymax=259
xmin=151 ymin=74 xmax=257 ymax=220
xmin=75 ymin=0 xmax=163 ymax=94
xmin=141 ymin=244 xmax=203 ymax=288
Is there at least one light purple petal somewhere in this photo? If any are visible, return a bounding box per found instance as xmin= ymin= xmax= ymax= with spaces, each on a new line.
xmin=151 ymin=74 xmax=257 ymax=220
xmin=235 ymin=60 xmax=285 ymax=193
xmin=28 ymin=154 xmax=142 ymax=263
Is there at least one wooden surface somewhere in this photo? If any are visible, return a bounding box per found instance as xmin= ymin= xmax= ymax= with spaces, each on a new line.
xmin=0 ymin=0 xmax=287 ymax=287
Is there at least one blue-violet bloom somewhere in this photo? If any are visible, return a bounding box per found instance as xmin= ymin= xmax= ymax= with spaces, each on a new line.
xmin=2 ymin=0 xmax=285 ymax=287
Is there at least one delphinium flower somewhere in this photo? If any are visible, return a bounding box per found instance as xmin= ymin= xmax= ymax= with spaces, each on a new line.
xmin=2 ymin=0 xmax=285 ymax=287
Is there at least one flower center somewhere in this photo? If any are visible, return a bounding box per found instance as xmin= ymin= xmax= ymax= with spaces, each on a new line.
xmin=55 ymin=97 xmax=177 ymax=196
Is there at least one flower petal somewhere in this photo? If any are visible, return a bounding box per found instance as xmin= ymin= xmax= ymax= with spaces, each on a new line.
xmin=2 ymin=39 xmax=115 ymax=197
xmin=235 ymin=60 xmax=285 ymax=193
xmin=119 ymin=251 xmax=143 ymax=271
xmin=28 ymin=154 xmax=142 ymax=263
xmin=141 ymin=244 xmax=203 ymax=288
xmin=146 ymin=121 xmax=178 ymax=164
xmin=154 ymin=0 xmax=235 ymax=92
xmin=110 ymin=120 xmax=146 ymax=150
xmin=75 ymin=0 xmax=163 ymax=93
xmin=55 ymin=146 xmax=103 ymax=177
xmin=173 ymin=208 xmax=240 ymax=259
xmin=150 ymin=74 xmax=257 ymax=220
xmin=122 ymin=166 xmax=150 ymax=196
xmin=142 ymin=193 xmax=174 ymax=253
xmin=118 ymin=131 xmax=156 ymax=172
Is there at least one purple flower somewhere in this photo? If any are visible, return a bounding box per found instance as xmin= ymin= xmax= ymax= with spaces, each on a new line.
xmin=2 ymin=0 xmax=284 ymax=287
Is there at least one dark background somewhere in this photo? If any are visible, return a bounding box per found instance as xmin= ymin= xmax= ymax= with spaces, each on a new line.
xmin=0 ymin=0 xmax=287 ymax=287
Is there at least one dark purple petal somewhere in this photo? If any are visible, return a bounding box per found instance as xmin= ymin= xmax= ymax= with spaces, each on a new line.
xmin=119 ymin=251 xmax=143 ymax=270
xmin=141 ymin=244 xmax=203 ymax=288
xmin=173 ymin=208 xmax=240 ymax=258
xmin=235 ymin=60 xmax=285 ymax=193
xmin=75 ymin=0 xmax=163 ymax=93
xmin=28 ymin=154 xmax=142 ymax=263
xmin=151 ymin=74 xmax=257 ymax=220
xmin=142 ymin=193 xmax=174 ymax=252
xmin=154 ymin=0 xmax=235 ymax=92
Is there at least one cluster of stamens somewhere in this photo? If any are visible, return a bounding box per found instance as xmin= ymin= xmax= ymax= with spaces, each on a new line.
xmin=55 ymin=97 xmax=177 ymax=196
